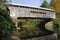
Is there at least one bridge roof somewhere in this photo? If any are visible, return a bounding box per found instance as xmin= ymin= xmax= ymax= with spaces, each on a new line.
xmin=6 ymin=3 xmax=55 ymax=12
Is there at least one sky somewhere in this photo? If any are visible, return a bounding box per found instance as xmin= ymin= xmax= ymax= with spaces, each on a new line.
xmin=12 ymin=0 xmax=51 ymax=7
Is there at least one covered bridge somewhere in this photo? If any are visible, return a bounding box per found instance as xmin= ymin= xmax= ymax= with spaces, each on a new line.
xmin=7 ymin=3 xmax=55 ymax=31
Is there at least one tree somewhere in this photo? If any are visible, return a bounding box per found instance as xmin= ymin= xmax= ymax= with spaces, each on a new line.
xmin=50 ymin=0 xmax=60 ymax=27
xmin=49 ymin=0 xmax=54 ymax=8
xmin=50 ymin=0 xmax=60 ymax=17
xmin=0 ymin=0 xmax=16 ymax=40
xmin=1 ymin=0 xmax=11 ymax=3
xmin=40 ymin=0 xmax=49 ymax=8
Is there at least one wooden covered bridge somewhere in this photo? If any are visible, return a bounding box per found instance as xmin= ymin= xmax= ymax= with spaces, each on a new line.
xmin=7 ymin=3 xmax=55 ymax=30
xmin=6 ymin=3 xmax=56 ymax=40
xmin=7 ymin=3 xmax=55 ymax=19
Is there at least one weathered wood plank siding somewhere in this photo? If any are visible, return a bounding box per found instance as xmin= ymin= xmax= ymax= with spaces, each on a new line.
xmin=7 ymin=4 xmax=55 ymax=19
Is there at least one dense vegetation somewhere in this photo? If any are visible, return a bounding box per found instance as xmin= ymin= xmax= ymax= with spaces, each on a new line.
xmin=0 ymin=0 xmax=16 ymax=40
xmin=18 ymin=19 xmax=43 ymax=38
xmin=50 ymin=0 xmax=60 ymax=40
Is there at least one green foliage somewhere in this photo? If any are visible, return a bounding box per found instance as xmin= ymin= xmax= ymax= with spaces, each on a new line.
xmin=53 ymin=19 xmax=60 ymax=32
xmin=0 ymin=0 xmax=15 ymax=39
xmin=49 ymin=0 xmax=54 ymax=7
xmin=28 ymin=19 xmax=41 ymax=31
xmin=18 ymin=19 xmax=41 ymax=31
xmin=40 ymin=0 xmax=49 ymax=8
xmin=53 ymin=19 xmax=60 ymax=40
xmin=18 ymin=19 xmax=43 ymax=38
xmin=18 ymin=19 xmax=27 ymax=28
xmin=0 ymin=8 xmax=16 ymax=39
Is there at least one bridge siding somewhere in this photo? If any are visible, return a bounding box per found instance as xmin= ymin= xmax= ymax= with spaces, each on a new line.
xmin=8 ymin=5 xmax=55 ymax=19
